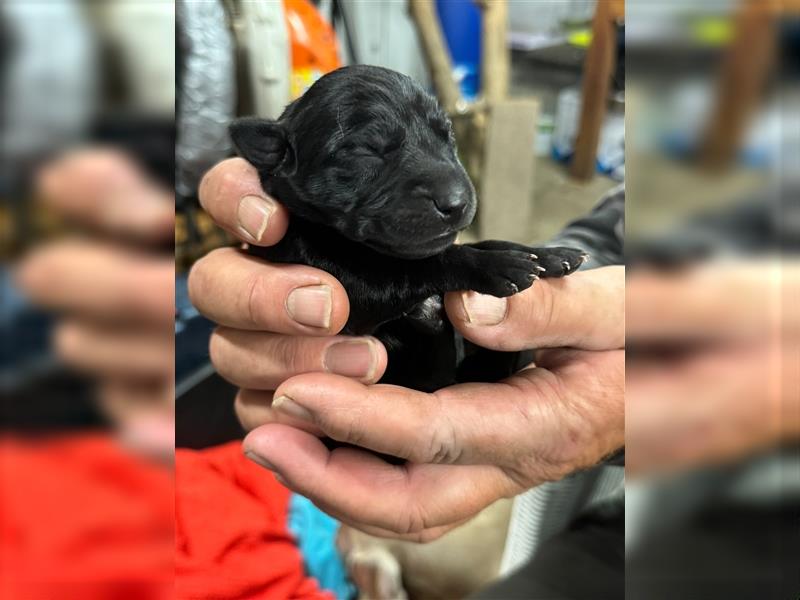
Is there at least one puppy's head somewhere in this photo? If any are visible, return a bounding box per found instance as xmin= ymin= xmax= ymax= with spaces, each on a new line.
xmin=230 ymin=65 xmax=476 ymax=259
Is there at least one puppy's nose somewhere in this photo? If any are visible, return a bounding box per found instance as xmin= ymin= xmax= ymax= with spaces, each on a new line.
xmin=433 ymin=190 xmax=468 ymax=217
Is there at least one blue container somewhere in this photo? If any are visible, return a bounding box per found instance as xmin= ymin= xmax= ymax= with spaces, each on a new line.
xmin=435 ymin=0 xmax=482 ymax=100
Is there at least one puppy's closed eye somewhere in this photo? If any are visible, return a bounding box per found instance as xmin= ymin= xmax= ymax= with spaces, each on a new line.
xmin=337 ymin=140 xmax=401 ymax=162
xmin=344 ymin=145 xmax=385 ymax=160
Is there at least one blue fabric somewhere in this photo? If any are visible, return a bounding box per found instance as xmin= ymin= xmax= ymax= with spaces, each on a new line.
xmin=288 ymin=494 xmax=355 ymax=600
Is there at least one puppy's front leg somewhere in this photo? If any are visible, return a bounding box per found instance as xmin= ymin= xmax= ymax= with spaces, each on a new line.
xmin=466 ymin=240 xmax=589 ymax=277
xmin=438 ymin=243 xmax=587 ymax=298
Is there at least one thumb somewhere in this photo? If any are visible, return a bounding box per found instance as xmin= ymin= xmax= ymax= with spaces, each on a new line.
xmin=444 ymin=265 xmax=625 ymax=352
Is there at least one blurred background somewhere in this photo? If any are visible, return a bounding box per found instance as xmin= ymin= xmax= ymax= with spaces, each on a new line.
xmin=1 ymin=0 xmax=798 ymax=599
xmin=625 ymin=1 xmax=799 ymax=599
xmin=1 ymin=1 xmax=175 ymax=598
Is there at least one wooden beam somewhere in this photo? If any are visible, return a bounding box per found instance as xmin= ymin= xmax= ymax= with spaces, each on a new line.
xmin=408 ymin=0 xmax=463 ymax=114
xmin=569 ymin=0 xmax=618 ymax=181
xmin=478 ymin=0 xmax=509 ymax=106
xmin=699 ymin=0 xmax=777 ymax=170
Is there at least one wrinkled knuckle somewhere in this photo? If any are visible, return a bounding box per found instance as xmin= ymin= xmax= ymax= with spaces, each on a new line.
xmin=529 ymin=374 xmax=591 ymax=480
xmin=341 ymin=410 xmax=366 ymax=446
xmin=394 ymin=503 xmax=428 ymax=535
xmin=245 ymin=272 xmax=268 ymax=328
xmin=426 ymin=397 xmax=461 ymax=464
xmin=274 ymin=336 xmax=306 ymax=374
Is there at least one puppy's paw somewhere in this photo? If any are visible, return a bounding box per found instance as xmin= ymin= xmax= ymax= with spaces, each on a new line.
xmin=466 ymin=241 xmax=588 ymax=280
xmin=528 ymin=246 xmax=589 ymax=277
xmin=338 ymin=527 xmax=408 ymax=600
xmin=474 ymin=250 xmax=542 ymax=297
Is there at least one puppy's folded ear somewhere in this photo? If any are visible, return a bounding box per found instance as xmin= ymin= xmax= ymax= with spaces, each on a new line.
xmin=229 ymin=117 xmax=297 ymax=176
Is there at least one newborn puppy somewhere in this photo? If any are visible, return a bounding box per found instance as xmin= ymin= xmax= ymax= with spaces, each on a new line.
xmin=230 ymin=65 xmax=586 ymax=391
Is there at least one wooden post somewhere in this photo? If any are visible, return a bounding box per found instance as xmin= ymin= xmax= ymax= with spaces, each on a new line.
xmin=699 ymin=0 xmax=777 ymax=170
xmin=569 ymin=0 xmax=619 ymax=181
xmin=408 ymin=0 xmax=463 ymax=114
xmin=478 ymin=0 xmax=509 ymax=106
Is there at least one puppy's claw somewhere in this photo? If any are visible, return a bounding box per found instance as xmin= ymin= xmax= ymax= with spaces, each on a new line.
xmin=509 ymin=283 xmax=519 ymax=293
xmin=529 ymin=253 xmax=538 ymax=260
xmin=535 ymin=265 xmax=547 ymax=272
xmin=579 ymin=253 xmax=590 ymax=264
xmin=562 ymin=260 xmax=571 ymax=271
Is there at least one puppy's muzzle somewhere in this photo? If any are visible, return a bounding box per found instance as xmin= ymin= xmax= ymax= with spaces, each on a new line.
xmin=413 ymin=178 xmax=474 ymax=224
xmin=433 ymin=187 xmax=471 ymax=219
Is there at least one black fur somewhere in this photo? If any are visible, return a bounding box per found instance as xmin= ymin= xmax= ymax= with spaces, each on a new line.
xmin=230 ymin=65 xmax=586 ymax=392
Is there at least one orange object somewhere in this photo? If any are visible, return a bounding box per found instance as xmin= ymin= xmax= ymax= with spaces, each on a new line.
xmin=285 ymin=0 xmax=342 ymax=99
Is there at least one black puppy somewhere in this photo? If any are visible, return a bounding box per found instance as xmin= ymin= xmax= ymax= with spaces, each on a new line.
xmin=230 ymin=65 xmax=586 ymax=392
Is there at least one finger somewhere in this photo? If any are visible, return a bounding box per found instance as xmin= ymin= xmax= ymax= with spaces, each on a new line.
xmin=198 ymin=157 xmax=290 ymax=246
xmin=188 ymin=247 xmax=350 ymax=334
xmin=235 ymin=390 xmax=320 ymax=435
xmin=235 ymin=389 xmax=322 ymax=434
xmin=626 ymin=260 xmax=800 ymax=342
xmin=37 ymin=148 xmax=174 ymax=243
xmin=54 ymin=320 xmax=174 ymax=379
xmin=211 ymin=328 xmax=387 ymax=391
xmin=16 ymin=240 xmax=174 ymax=325
xmin=266 ymin=372 xmax=545 ymax=472
xmin=444 ymin=265 xmax=624 ymax=352
xmin=270 ymin=350 xmax=623 ymax=473
xmin=243 ymin=424 xmax=512 ymax=534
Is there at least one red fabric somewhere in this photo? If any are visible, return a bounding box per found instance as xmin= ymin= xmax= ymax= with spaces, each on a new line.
xmin=176 ymin=442 xmax=333 ymax=600
xmin=0 ymin=435 xmax=331 ymax=600
xmin=0 ymin=434 xmax=174 ymax=600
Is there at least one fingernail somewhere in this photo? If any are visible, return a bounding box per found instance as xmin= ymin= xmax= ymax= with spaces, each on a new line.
xmin=244 ymin=449 xmax=287 ymax=485
xmin=286 ymin=284 xmax=332 ymax=328
xmin=461 ymin=291 xmax=508 ymax=326
xmin=324 ymin=338 xmax=378 ymax=380
xmin=237 ymin=194 xmax=275 ymax=243
xmin=272 ymin=394 xmax=314 ymax=423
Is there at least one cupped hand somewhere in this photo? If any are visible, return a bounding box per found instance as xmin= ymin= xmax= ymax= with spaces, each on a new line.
xmin=242 ymin=267 xmax=625 ymax=541
xmin=188 ymin=158 xmax=388 ymax=432
xmin=191 ymin=157 xmax=625 ymax=541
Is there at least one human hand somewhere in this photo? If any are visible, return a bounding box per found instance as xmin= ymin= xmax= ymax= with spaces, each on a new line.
xmin=190 ymin=158 xmax=624 ymax=541
xmin=16 ymin=149 xmax=175 ymax=456
xmin=239 ymin=266 xmax=625 ymax=541
xmin=187 ymin=158 xmax=388 ymax=432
